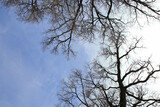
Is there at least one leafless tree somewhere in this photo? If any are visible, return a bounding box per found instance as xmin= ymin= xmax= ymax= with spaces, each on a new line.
xmin=1 ymin=0 xmax=160 ymax=56
xmin=0 ymin=0 xmax=46 ymax=22
xmin=42 ymin=0 xmax=160 ymax=56
xmin=57 ymin=32 xmax=160 ymax=107
xmin=2 ymin=1 xmax=160 ymax=106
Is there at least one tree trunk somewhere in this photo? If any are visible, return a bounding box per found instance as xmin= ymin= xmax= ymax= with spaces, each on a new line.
xmin=116 ymin=46 xmax=126 ymax=107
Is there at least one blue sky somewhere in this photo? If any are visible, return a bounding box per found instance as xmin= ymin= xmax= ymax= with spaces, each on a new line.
xmin=0 ymin=6 xmax=90 ymax=107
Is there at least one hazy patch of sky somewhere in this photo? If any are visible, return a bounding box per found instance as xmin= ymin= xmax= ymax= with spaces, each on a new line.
xmin=127 ymin=19 xmax=160 ymax=91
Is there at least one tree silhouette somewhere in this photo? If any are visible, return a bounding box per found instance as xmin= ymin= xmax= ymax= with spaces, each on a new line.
xmin=57 ymin=32 xmax=160 ymax=107
xmin=1 ymin=0 xmax=45 ymax=22
xmin=1 ymin=1 xmax=160 ymax=106
xmin=1 ymin=0 xmax=160 ymax=56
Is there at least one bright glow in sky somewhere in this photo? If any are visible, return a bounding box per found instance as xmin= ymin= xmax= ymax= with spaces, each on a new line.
xmin=129 ymin=20 xmax=160 ymax=66
xmin=128 ymin=20 xmax=160 ymax=91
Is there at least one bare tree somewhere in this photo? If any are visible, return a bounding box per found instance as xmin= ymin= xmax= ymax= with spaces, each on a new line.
xmin=2 ymin=1 xmax=160 ymax=106
xmin=57 ymin=32 xmax=160 ymax=107
xmin=42 ymin=0 xmax=160 ymax=56
xmin=1 ymin=0 xmax=160 ymax=56
xmin=0 ymin=0 xmax=46 ymax=22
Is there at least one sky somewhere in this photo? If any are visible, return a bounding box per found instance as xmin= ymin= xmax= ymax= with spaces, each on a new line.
xmin=0 ymin=6 xmax=91 ymax=107
xmin=129 ymin=20 xmax=160 ymax=66
xmin=1 ymin=3 xmax=160 ymax=107
xmin=128 ymin=20 xmax=160 ymax=91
